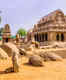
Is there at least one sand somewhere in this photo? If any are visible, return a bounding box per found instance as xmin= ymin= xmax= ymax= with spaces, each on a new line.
xmin=0 ymin=57 xmax=66 ymax=80
xmin=0 ymin=41 xmax=66 ymax=80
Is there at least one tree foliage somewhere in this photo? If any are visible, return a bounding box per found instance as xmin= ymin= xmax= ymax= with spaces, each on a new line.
xmin=0 ymin=27 xmax=4 ymax=36
xmin=17 ymin=28 xmax=27 ymax=37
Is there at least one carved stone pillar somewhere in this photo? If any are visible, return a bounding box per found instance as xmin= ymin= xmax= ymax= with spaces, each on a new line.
xmin=38 ymin=34 xmax=39 ymax=42
xmin=40 ymin=34 xmax=42 ymax=42
xmin=64 ymin=33 xmax=66 ymax=41
xmin=41 ymin=33 xmax=43 ymax=42
xmin=39 ymin=34 xmax=40 ymax=42
xmin=31 ymin=33 xmax=35 ymax=42
xmin=59 ymin=33 xmax=61 ymax=41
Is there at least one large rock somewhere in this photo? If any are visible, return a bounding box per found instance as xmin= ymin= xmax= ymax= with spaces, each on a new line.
xmin=1 ymin=42 xmax=21 ymax=72
xmin=31 ymin=41 xmax=40 ymax=48
xmin=51 ymin=42 xmax=62 ymax=48
xmin=40 ymin=42 xmax=66 ymax=49
xmin=19 ymin=48 xmax=27 ymax=55
xmin=29 ymin=55 xmax=43 ymax=66
xmin=1 ymin=42 xmax=19 ymax=57
xmin=25 ymin=46 xmax=34 ymax=51
xmin=0 ymin=48 xmax=8 ymax=59
xmin=19 ymin=48 xmax=34 ymax=57
xmin=39 ymin=52 xmax=63 ymax=61
xmin=50 ymin=42 xmax=66 ymax=48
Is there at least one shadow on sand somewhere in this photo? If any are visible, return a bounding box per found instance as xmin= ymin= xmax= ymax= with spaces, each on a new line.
xmin=23 ymin=63 xmax=32 ymax=66
xmin=0 ymin=67 xmax=15 ymax=75
xmin=23 ymin=62 xmax=43 ymax=67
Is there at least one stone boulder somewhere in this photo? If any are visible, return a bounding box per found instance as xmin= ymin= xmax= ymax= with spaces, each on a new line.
xmin=1 ymin=42 xmax=19 ymax=57
xmin=0 ymin=48 xmax=8 ymax=59
xmin=19 ymin=48 xmax=27 ymax=56
xmin=25 ymin=46 xmax=34 ymax=51
xmin=51 ymin=43 xmax=62 ymax=48
xmin=31 ymin=41 xmax=40 ymax=48
xmin=1 ymin=42 xmax=21 ymax=72
xmin=29 ymin=55 xmax=43 ymax=66
xmin=50 ymin=42 xmax=66 ymax=48
xmin=39 ymin=52 xmax=63 ymax=61
xmin=40 ymin=42 xmax=66 ymax=49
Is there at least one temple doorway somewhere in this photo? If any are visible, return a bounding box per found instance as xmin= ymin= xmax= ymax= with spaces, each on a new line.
xmin=56 ymin=34 xmax=59 ymax=41
xmin=56 ymin=33 xmax=64 ymax=41
xmin=45 ymin=33 xmax=48 ymax=41
xmin=61 ymin=33 xmax=64 ymax=41
xmin=5 ymin=38 xmax=9 ymax=42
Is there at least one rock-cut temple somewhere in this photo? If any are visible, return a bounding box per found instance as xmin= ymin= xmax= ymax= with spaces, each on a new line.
xmin=27 ymin=9 xmax=66 ymax=46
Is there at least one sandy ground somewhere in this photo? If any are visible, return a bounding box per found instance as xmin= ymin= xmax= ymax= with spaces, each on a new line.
xmin=0 ymin=57 xmax=66 ymax=80
xmin=0 ymin=41 xmax=66 ymax=80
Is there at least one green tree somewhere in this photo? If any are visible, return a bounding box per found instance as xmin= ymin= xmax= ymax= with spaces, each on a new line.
xmin=17 ymin=28 xmax=27 ymax=37
xmin=0 ymin=27 xmax=4 ymax=36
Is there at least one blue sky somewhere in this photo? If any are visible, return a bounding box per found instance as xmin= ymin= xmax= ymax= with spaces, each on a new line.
xmin=0 ymin=0 xmax=66 ymax=35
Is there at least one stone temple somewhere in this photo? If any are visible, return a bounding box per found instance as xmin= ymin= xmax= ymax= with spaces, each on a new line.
xmin=27 ymin=9 xmax=66 ymax=46
xmin=2 ymin=24 xmax=11 ymax=43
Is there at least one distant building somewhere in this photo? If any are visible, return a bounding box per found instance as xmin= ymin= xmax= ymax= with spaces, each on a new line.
xmin=28 ymin=9 xmax=66 ymax=46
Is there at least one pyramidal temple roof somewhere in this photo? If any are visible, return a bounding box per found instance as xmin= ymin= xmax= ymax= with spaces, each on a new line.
xmin=33 ymin=9 xmax=66 ymax=33
xmin=38 ymin=9 xmax=65 ymax=24
xmin=3 ymin=24 xmax=11 ymax=33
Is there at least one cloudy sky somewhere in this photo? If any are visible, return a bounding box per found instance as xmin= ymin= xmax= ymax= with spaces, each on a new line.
xmin=0 ymin=0 xmax=66 ymax=35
